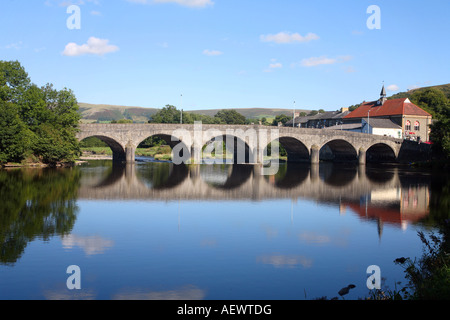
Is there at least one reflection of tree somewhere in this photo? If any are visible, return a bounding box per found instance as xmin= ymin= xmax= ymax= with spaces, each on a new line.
xmin=0 ymin=168 xmax=80 ymax=265
xmin=136 ymin=163 xmax=188 ymax=190
xmin=264 ymin=163 xmax=310 ymax=189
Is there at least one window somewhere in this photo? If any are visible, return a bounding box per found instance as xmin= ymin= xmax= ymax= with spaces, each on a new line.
xmin=405 ymin=120 xmax=411 ymax=131
xmin=414 ymin=121 xmax=420 ymax=131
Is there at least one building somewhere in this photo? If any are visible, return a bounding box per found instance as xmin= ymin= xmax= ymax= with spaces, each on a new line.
xmin=324 ymin=118 xmax=402 ymax=138
xmin=343 ymin=86 xmax=433 ymax=142
xmin=285 ymin=108 xmax=351 ymax=128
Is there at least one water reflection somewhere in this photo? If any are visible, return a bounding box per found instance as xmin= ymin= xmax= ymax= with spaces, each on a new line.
xmin=1 ymin=160 xmax=448 ymax=300
xmin=76 ymin=161 xmax=432 ymax=231
xmin=0 ymin=161 xmax=438 ymax=268
xmin=0 ymin=168 xmax=80 ymax=264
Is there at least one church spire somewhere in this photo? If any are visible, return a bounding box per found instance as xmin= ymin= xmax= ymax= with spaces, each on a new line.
xmin=380 ymin=84 xmax=386 ymax=98
xmin=378 ymin=82 xmax=387 ymax=105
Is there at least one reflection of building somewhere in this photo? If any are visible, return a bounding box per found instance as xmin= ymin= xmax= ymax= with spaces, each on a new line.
xmin=343 ymin=86 xmax=433 ymax=142
xmin=344 ymin=185 xmax=430 ymax=239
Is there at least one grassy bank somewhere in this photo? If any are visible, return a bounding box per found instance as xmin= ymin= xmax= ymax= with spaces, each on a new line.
xmin=80 ymin=145 xmax=173 ymax=161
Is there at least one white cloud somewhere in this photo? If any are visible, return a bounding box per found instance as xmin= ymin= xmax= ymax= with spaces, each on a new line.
xmin=62 ymin=37 xmax=119 ymax=56
xmin=269 ymin=62 xmax=282 ymax=69
xmin=344 ymin=66 xmax=356 ymax=73
xmin=5 ymin=41 xmax=23 ymax=50
xmin=264 ymin=61 xmax=283 ymax=73
xmin=62 ymin=234 xmax=114 ymax=255
xmin=294 ymin=55 xmax=353 ymax=67
xmin=386 ymin=84 xmax=400 ymax=92
xmin=203 ymin=49 xmax=223 ymax=56
xmin=300 ymin=56 xmax=337 ymax=67
xmin=127 ymin=0 xmax=214 ymax=8
xmin=257 ymin=254 xmax=313 ymax=268
xmin=260 ymin=32 xmax=319 ymax=44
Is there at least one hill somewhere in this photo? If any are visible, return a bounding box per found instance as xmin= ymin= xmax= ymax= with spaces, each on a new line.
xmin=78 ymin=103 xmax=310 ymax=123
xmin=78 ymin=103 xmax=160 ymax=123
xmin=389 ymin=83 xmax=450 ymax=100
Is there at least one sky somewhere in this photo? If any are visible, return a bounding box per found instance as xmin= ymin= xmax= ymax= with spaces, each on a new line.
xmin=1 ymin=0 xmax=449 ymax=111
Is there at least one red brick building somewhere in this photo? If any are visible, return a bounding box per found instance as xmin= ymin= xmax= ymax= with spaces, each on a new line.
xmin=344 ymin=86 xmax=433 ymax=142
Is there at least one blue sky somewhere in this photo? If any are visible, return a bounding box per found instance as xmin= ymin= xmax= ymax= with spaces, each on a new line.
xmin=1 ymin=0 xmax=448 ymax=111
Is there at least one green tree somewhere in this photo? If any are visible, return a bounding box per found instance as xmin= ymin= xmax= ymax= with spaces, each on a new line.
xmin=149 ymin=105 xmax=182 ymax=124
xmin=272 ymin=114 xmax=292 ymax=126
xmin=214 ymin=109 xmax=246 ymax=125
xmin=0 ymin=60 xmax=81 ymax=165
xmin=0 ymin=101 xmax=33 ymax=164
xmin=410 ymin=88 xmax=450 ymax=158
xmin=0 ymin=60 xmax=31 ymax=103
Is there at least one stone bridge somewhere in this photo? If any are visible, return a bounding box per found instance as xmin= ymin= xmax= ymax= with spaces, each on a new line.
xmin=77 ymin=123 xmax=427 ymax=165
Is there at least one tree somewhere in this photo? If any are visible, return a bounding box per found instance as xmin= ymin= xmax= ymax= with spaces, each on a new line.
xmin=0 ymin=101 xmax=33 ymax=164
xmin=410 ymin=88 xmax=448 ymax=118
xmin=214 ymin=109 xmax=246 ymax=125
xmin=149 ymin=105 xmax=181 ymax=124
xmin=272 ymin=114 xmax=292 ymax=126
xmin=0 ymin=60 xmax=31 ymax=103
xmin=0 ymin=60 xmax=81 ymax=165
xmin=410 ymin=88 xmax=450 ymax=159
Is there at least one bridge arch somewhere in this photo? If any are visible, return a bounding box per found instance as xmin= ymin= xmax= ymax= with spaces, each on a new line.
xmin=136 ymin=133 xmax=191 ymax=164
xmin=366 ymin=143 xmax=397 ymax=163
xmin=79 ymin=135 xmax=126 ymax=162
xmin=201 ymin=134 xmax=255 ymax=164
xmin=265 ymin=137 xmax=310 ymax=163
xmin=319 ymin=139 xmax=358 ymax=162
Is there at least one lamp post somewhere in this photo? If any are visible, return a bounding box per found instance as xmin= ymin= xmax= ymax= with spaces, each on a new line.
xmin=293 ymin=101 xmax=296 ymax=128
xmin=180 ymin=94 xmax=183 ymax=124
xmin=367 ymin=109 xmax=371 ymax=134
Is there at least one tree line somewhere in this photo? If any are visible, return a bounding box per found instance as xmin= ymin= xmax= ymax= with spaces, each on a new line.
xmin=0 ymin=61 xmax=81 ymax=165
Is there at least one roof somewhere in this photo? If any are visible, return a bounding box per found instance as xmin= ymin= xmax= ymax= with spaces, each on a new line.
xmin=286 ymin=110 xmax=351 ymax=126
xmin=344 ymin=98 xmax=432 ymax=119
xmin=362 ymin=118 xmax=402 ymax=129
xmin=324 ymin=123 xmax=362 ymax=130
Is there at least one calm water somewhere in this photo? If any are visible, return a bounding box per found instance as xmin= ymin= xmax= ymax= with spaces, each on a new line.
xmin=0 ymin=159 xmax=447 ymax=300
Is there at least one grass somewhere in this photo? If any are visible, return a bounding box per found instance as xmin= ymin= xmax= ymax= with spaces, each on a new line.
xmin=81 ymin=146 xmax=288 ymax=162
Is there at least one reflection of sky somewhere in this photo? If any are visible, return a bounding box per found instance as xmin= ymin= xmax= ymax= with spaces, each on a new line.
xmin=0 ymin=197 xmax=429 ymax=300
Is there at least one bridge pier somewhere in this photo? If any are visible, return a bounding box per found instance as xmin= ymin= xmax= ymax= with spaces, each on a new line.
xmin=125 ymin=142 xmax=136 ymax=163
xmin=310 ymin=145 xmax=320 ymax=164
xmin=358 ymin=148 xmax=366 ymax=166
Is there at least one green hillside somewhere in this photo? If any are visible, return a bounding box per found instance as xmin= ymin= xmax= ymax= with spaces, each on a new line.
xmin=389 ymin=83 xmax=450 ymax=100
xmin=78 ymin=103 xmax=310 ymax=123
xmin=78 ymin=103 xmax=160 ymax=123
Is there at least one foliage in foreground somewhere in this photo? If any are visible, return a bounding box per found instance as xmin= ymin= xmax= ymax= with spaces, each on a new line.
xmin=0 ymin=60 xmax=81 ymax=165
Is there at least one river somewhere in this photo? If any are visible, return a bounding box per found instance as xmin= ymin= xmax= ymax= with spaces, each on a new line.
xmin=0 ymin=159 xmax=448 ymax=300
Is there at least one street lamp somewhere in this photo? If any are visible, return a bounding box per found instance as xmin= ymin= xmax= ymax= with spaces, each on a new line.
xmin=293 ymin=101 xmax=296 ymax=128
xmin=367 ymin=109 xmax=371 ymax=134
xmin=180 ymin=94 xmax=183 ymax=124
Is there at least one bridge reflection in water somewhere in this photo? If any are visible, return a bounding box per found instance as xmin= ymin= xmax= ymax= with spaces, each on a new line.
xmin=78 ymin=161 xmax=430 ymax=234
